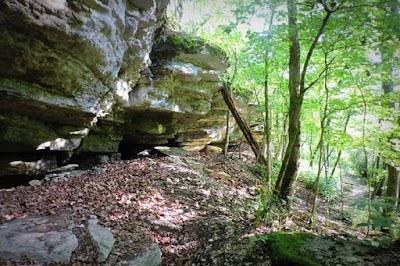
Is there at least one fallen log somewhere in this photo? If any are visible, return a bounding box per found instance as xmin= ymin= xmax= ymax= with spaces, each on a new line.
xmin=219 ymin=85 xmax=267 ymax=165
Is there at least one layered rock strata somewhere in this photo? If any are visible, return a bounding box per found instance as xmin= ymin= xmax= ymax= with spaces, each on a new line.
xmin=0 ymin=0 xmax=231 ymax=181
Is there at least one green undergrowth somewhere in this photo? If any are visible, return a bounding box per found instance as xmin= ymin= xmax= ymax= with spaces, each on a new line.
xmin=299 ymin=170 xmax=340 ymax=202
xmin=250 ymin=231 xmax=321 ymax=266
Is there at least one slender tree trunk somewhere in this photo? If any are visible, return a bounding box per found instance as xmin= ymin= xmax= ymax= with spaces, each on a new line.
xmin=330 ymin=113 xmax=351 ymax=178
xmin=310 ymin=137 xmax=322 ymax=168
xmin=311 ymin=52 xmax=330 ymax=222
xmin=264 ymin=60 xmax=272 ymax=188
xmin=310 ymin=118 xmax=331 ymax=168
xmin=357 ymin=81 xmax=371 ymax=236
xmin=370 ymin=155 xmax=381 ymax=198
xmin=311 ymin=135 xmax=324 ymax=221
xmin=372 ymin=163 xmax=385 ymax=198
xmin=264 ymin=10 xmax=275 ymax=189
xmin=386 ymin=165 xmax=400 ymax=208
xmin=277 ymin=114 xmax=288 ymax=161
xmin=324 ymin=142 xmax=330 ymax=178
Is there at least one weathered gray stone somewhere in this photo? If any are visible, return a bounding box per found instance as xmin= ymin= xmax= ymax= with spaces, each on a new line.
xmin=28 ymin=179 xmax=42 ymax=186
xmin=164 ymin=61 xmax=202 ymax=83
xmin=4 ymin=156 xmax=57 ymax=176
xmin=0 ymin=1 xmax=238 ymax=179
xmin=0 ymin=215 xmax=78 ymax=263
xmin=0 ymin=0 xmax=168 ymax=175
xmin=128 ymin=243 xmax=162 ymax=266
xmin=48 ymin=164 xmax=79 ymax=173
xmin=87 ymin=217 xmax=115 ymax=262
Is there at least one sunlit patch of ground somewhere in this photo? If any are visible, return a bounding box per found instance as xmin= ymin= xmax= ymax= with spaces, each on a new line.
xmin=1 ymin=146 xmax=398 ymax=265
xmin=0 ymin=149 xmax=270 ymax=265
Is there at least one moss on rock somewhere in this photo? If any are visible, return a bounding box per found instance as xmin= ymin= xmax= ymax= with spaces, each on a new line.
xmin=264 ymin=232 xmax=321 ymax=266
xmin=152 ymin=31 xmax=228 ymax=70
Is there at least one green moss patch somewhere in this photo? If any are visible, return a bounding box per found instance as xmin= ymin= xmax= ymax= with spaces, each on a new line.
xmin=254 ymin=232 xmax=321 ymax=266
xmin=152 ymin=31 xmax=228 ymax=69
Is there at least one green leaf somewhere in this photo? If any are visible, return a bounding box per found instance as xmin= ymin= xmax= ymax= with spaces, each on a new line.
xmin=371 ymin=216 xmax=394 ymax=227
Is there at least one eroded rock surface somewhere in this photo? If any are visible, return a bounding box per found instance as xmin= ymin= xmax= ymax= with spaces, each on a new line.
xmin=0 ymin=215 xmax=78 ymax=263
xmin=0 ymin=214 xmax=133 ymax=264
xmin=0 ymin=0 xmax=235 ymax=182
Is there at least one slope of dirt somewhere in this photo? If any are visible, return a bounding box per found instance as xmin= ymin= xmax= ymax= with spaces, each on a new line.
xmin=0 ymin=149 xmax=269 ymax=265
xmin=0 ymin=146 xmax=399 ymax=265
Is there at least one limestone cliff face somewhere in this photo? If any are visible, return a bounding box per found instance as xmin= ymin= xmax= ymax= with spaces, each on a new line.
xmin=0 ymin=0 xmax=229 ymax=179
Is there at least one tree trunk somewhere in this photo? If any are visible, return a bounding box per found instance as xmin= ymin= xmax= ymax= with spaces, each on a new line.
xmin=276 ymin=113 xmax=288 ymax=161
xmin=263 ymin=10 xmax=275 ymax=189
xmin=264 ymin=60 xmax=272 ymax=187
xmin=275 ymin=98 xmax=302 ymax=202
xmin=386 ymin=161 xmax=400 ymax=208
xmin=220 ymin=86 xmax=267 ymax=165
xmin=311 ymin=52 xmax=330 ymax=221
xmin=371 ymin=155 xmax=382 ymax=198
xmin=330 ymin=113 xmax=351 ymax=178
xmin=274 ymin=0 xmax=302 ymax=206
xmin=310 ymin=134 xmax=322 ymax=168
xmin=379 ymin=1 xmax=400 ymax=221
xmin=311 ymin=134 xmax=324 ymax=220
xmin=275 ymin=0 xmax=334 ymax=206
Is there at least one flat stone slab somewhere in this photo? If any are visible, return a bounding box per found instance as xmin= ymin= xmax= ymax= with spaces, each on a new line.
xmin=0 ymin=214 xmax=78 ymax=263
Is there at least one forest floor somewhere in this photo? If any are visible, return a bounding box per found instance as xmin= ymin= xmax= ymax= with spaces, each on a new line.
xmin=0 ymin=145 xmax=399 ymax=265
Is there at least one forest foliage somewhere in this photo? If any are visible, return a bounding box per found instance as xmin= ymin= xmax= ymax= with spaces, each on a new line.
xmin=168 ymin=0 xmax=400 ymax=236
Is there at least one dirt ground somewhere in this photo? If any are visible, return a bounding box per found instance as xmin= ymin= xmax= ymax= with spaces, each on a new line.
xmin=0 ymin=146 xmax=399 ymax=265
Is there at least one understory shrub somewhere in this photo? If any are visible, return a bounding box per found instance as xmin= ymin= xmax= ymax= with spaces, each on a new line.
xmin=299 ymin=170 xmax=340 ymax=202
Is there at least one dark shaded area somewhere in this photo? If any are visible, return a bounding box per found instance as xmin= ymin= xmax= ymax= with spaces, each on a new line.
xmin=0 ymin=174 xmax=44 ymax=189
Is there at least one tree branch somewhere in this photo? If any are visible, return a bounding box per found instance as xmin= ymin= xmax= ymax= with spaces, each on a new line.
xmin=304 ymin=56 xmax=336 ymax=92
xmin=300 ymin=0 xmax=346 ymax=94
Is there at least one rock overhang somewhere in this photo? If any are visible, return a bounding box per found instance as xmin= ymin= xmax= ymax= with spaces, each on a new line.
xmin=0 ymin=0 xmax=235 ymax=181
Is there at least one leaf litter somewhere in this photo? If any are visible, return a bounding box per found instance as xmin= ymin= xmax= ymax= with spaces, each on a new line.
xmin=0 ymin=145 xmax=399 ymax=265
